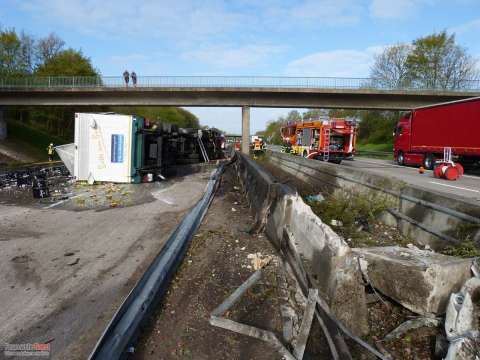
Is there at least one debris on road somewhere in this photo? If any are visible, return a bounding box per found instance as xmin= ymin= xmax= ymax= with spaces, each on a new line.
xmin=305 ymin=193 xmax=324 ymax=203
xmin=383 ymin=317 xmax=442 ymax=341
xmin=67 ymin=258 xmax=80 ymax=266
xmin=330 ymin=219 xmax=343 ymax=227
xmin=246 ymin=253 xmax=272 ymax=270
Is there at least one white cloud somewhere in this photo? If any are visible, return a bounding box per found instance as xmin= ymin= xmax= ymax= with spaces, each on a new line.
xmin=183 ymin=45 xmax=287 ymax=69
xmin=291 ymin=0 xmax=361 ymax=26
xmin=369 ymin=0 xmax=433 ymax=19
xmin=248 ymin=0 xmax=362 ymax=30
xmin=16 ymin=0 xmax=243 ymax=42
xmin=449 ymin=18 xmax=480 ymax=35
xmin=285 ymin=46 xmax=384 ymax=77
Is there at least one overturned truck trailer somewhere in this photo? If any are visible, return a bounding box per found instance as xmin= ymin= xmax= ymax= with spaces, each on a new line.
xmin=56 ymin=113 xmax=225 ymax=183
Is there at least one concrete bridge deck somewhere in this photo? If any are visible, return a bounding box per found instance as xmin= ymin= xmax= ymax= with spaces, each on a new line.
xmin=1 ymin=86 xmax=479 ymax=109
xmin=1 ymin=75 xmax=479 ymax=154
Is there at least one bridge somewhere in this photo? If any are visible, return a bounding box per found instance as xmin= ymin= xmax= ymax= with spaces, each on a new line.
xmin=1 ymin=75 xmax=480 ymax=153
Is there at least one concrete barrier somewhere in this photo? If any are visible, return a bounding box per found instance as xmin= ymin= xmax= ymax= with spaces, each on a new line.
xmin=234 ymin=152 xmax=368 ymax=336
xmin=267 ymin=151 xmax=480 ymax=249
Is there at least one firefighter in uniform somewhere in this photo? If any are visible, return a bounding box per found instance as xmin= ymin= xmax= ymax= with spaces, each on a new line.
xmin=252 ymin=138 xmax=265 ymax=159
xmin=47 ymin=143 xmax=55 ymax=161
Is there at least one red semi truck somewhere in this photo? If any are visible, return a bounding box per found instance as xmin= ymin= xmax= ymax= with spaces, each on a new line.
xmin=394 ymin=97 xmax=480 ymax=169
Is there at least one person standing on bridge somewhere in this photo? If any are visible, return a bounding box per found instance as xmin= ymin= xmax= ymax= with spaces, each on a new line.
xmin=123 ymin=70 xmax=130 ymax=87
xmin=131 ymin=71 xmax=137 ymax=87
xmin=47 ymin=143 xmax=55 ymax=162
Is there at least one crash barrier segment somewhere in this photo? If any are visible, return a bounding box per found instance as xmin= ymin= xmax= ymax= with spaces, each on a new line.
xmin=209 ymin=268 xmax=319 ymax=360
xmin=268 ymin=151 xmax=480 ymax=248
xmin=209 ymin=270 xmax=297 ymax=360
xmin=88 ymin=164 xmax=224 ymax=360
xmin=234 ymin=152 xmax=391 ymax=359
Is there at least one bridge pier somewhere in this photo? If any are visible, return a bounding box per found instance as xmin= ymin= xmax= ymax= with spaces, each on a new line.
xmin=241 ymin=106 xmax=250 ymax=154
xmin=0 ymin=106 xmax=6 ymax=141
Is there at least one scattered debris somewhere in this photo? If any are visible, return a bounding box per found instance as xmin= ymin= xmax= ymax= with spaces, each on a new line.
xmin=305 ymin=193 xmax=324 ymax=203
xmin=444 ymin=269 xmax=480 ymax=360
xmin=246 ymin=253 xmax=272 ymax=270
xmin=330 ymin=219 xmax=343 ymax=227
xmin=383 ymin=317 xmax=442 ymax=341
xmin=67 ymin=258 xmax=80 ymax=266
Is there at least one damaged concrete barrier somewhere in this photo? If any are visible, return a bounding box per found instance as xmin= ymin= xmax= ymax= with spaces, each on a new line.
xmin=353 ymin=246 xmax=474 ymax=315
xmin=444 ymin=264 xmax=480 ymax=360
xmin=235 ymin=152 xmax=368 ymax=336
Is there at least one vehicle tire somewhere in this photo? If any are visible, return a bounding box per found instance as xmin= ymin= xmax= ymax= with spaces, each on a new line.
xmin=423 ymin=153 xmax=435 ymax=170
xmin=397 ymin=151 xmax=405 ymax=165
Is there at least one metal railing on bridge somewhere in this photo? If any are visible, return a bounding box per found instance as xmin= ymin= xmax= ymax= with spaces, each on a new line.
xmin=0 ymin=75 xmax=480 ymax=92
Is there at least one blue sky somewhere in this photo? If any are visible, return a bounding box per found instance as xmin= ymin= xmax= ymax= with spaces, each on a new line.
xmin=1 ymin=0 xmax=479 ymax=133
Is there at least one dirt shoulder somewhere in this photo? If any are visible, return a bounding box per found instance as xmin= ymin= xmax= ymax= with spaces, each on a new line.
xmin=133 ymin=164 xmax=319 ymax=360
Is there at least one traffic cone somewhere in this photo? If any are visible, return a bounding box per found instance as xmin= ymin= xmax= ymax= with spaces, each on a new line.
xmin=419 ymin=166 xmax=425 ymax=174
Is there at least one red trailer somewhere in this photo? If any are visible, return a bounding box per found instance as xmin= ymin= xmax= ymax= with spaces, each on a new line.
xmin=394 ymin=97 xmax=480 ymax=170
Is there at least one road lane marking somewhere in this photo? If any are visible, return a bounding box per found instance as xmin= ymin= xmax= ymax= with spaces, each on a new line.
xmin=354 ymin=158 xmax=480 ymax=179
xmin=429 ymin=181 xmax=480 ymax=193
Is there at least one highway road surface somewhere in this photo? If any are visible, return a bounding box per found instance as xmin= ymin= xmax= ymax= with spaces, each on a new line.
xmin=266 ymin=145 xmax=480 ymax=204
xmin=341 ymin=157 xmax=480 ymax=203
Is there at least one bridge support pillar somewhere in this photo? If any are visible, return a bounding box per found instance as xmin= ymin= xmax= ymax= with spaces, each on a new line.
xmin=241 ymin=106 xmax=250 ymax=154
xmin=0 ymin=107 xmax=6 ymax=141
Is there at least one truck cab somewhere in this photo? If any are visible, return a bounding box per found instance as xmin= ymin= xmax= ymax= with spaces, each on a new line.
xmin=393 ymin=113 xmax=411 ymax=165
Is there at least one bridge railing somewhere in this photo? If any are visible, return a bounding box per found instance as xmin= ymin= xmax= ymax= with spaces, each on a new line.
xmin=0 ymin=75 xmax=480 ymax=91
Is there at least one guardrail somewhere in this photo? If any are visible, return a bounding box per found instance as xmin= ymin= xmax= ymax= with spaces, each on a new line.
xmin=1 ymin=75 xmax=480 ymax=91
xmin=89 ymin=164 xmax=224 ymax=360
xmin=267 ymin=151 xmax=480 ymax=246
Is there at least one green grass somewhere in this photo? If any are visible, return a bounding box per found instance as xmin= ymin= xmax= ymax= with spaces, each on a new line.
xmin=356 ymin=143 xmax=394 ymax=160
xmin=356 ymin=143 xmax=393 ymax=152
xmin=5 ymin=120 xmax=71 ymax=162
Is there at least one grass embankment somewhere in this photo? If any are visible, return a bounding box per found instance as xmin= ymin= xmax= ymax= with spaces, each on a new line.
xmin=356 ymin=142 xmax=393 ymax=160
xmin=4 ymin=120 xmax=71 ymax=162
xmin=306 ymin=189 xmax=411 ymax=248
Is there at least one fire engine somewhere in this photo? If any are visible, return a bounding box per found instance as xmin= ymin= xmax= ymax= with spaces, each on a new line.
xmin=281 ymin=118 xmax=357 ymax=164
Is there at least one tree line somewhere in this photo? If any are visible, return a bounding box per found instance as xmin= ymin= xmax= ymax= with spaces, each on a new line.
xmin=259 ymin=31 xmax=479 ymax=146
xmin=0 ymin=27 xmax=199 ymax=142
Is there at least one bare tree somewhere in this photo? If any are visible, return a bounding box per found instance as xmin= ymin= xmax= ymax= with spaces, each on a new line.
xmin=35 ymin=32 xmax=65 ymax=65
xmin=19 ymin=31 xmax=35 ymax=73
xmin=370 ymin=44 xmax=411 ymax=89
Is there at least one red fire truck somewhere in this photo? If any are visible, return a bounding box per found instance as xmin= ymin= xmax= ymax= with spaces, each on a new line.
xmin=281 ymin=118 xmax=357 ymax=164
xmin=394 ymin=97 xmax=480 ymax=169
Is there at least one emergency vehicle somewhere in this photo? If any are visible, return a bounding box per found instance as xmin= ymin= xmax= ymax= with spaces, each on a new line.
xmin=281 ymin=118 xmax=357 ymax=164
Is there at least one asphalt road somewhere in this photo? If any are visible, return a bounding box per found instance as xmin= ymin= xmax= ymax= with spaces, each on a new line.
xmin=0 ymin=171 xmax=212 ymax=359
xmin=341 ymin=157 xmax=480 ymax=203
xmin=266 ymin=145 xmax=480 ymax=204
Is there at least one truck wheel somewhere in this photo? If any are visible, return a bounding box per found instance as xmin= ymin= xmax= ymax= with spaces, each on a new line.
xmin=423 ymin=154 xmax=435 ymax=170
xmin=397 ymin=152 xmax=405 ymax=165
